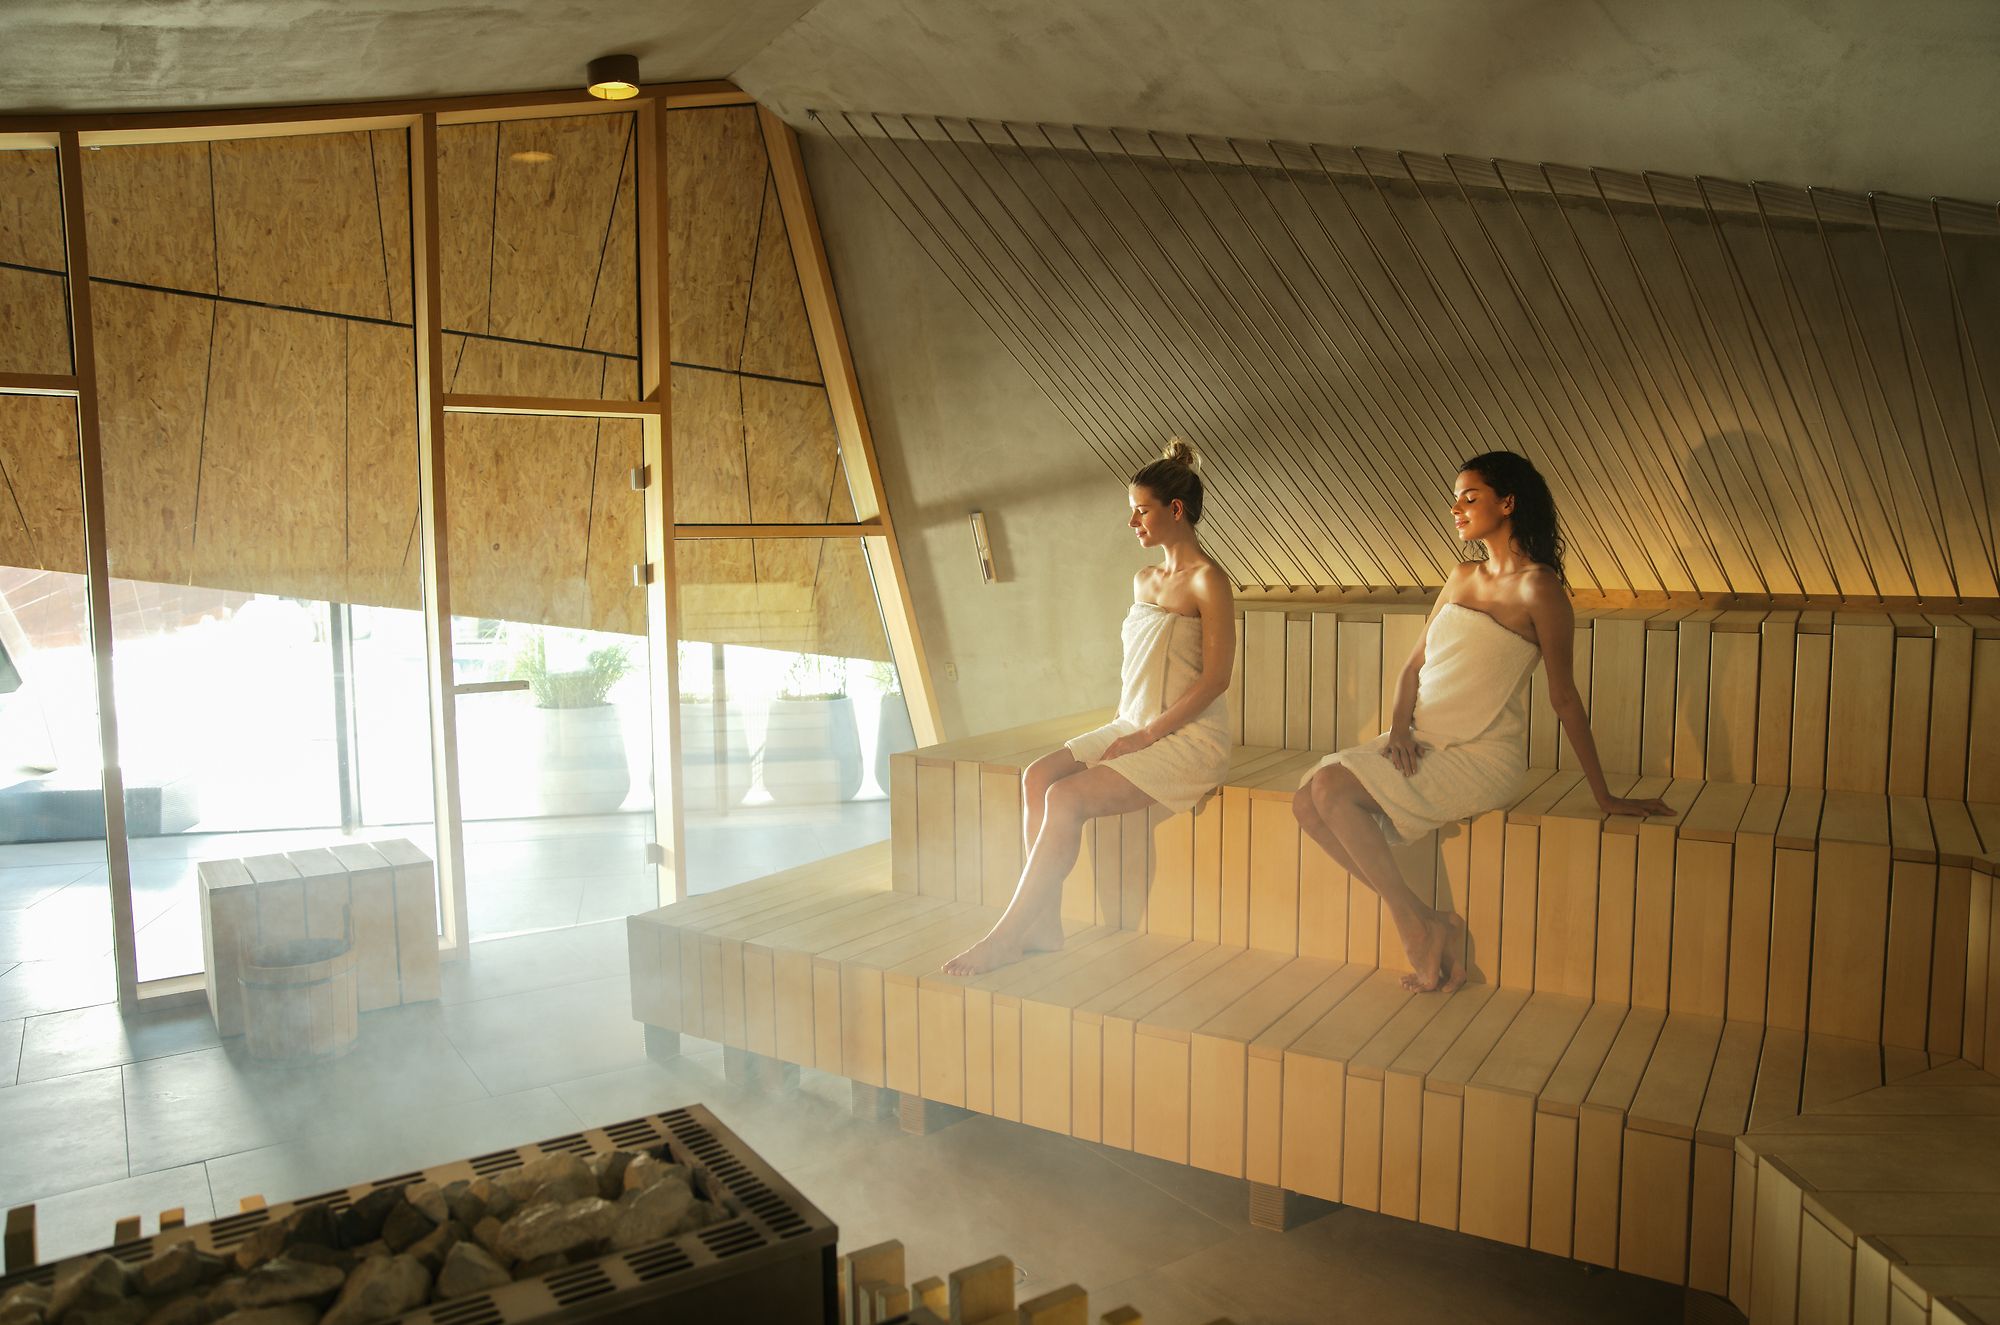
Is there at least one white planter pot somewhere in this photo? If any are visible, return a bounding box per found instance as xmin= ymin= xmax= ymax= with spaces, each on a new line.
xmin=758 ymin=696 xmax=864 ymax=804
xmin=530 ymin=703 xmax=631 ymax=817
xmin=873 ymin=692 xmax=916 ymax=794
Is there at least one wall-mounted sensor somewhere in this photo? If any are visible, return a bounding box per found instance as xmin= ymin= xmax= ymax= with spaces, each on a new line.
xmin=969 ymin=511 xmax=997 ymax=584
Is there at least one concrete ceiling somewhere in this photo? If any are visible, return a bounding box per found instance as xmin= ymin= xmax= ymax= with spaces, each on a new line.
xmin=2 ymin=1 xmax=1995 ymax=199
xmin=0 ymin=0 xmax=816 ymax=112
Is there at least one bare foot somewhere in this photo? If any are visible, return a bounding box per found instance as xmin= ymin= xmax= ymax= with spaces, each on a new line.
xmin=940 ymin=905 xmax=1065 ymax=977
xmin=941 ymin=929 xmax=1027 ymax=976
xmin=1398 ymin=910 xmax=1467 ymax=994
xmin=1020 ymin=906 xmax=1065 ymax=955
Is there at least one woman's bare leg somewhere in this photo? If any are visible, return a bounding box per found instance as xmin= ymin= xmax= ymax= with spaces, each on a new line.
xmin=1012 ymin=751 xmax=1084 ymax=954
xmin=1022 ymin=750 xmax=1082 ymax=862
xmin=1304 ymin=764 xmax=1465 ymax=993
xmin=1292 ymin=783 xmax=1364 ymax=876
xmin=941 ymin=766 xmax=1154 ymax=976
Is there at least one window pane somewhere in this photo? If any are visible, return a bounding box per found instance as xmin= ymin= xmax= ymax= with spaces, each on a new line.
xmin=0 ymin=396 xmax=114 ymax=1012
xmin=674 ymin=537 xmax=911 ymax=894
xmin=446 ymin=412 xmax=653 ymax=940
xmin=84 ymin=130 xmax=433 ymax=983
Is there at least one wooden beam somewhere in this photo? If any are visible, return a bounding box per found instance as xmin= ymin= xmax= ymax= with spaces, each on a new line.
xmin=758 ymin=107 xmax=942 ymax=745
xmin=673 ymin=521 xmax=884 ymax=540
xmin=0 ymin=373 xmax=78 ymax=397
xmin=0 ymin=81 xmax=752 ymax=144
xmin=58 ymin=130 xmax=142 ymax=1011
xmin=409 ymin=114 xmax=470 ymax=959
xmin=440 ymin=394 xmax=663 ymax=419
xmin=637 ymin=99 xmax=688 ymax=905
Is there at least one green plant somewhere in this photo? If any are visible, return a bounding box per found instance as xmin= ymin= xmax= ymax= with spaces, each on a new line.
xmin=868 ymin=659 xmax=900 ymax=694
xmin=511 ymin=634 xmax=632 ymax=709
xmin=780 ymin=651 xmax=848 ymax=701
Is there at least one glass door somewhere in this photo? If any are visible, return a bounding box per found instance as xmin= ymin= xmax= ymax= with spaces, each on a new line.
xmin=443 ymin=412 xmax=655 ymax=942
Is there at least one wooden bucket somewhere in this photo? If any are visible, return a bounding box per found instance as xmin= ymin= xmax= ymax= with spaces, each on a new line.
xmin=240 ymin=936 xmax=359 ymax=1061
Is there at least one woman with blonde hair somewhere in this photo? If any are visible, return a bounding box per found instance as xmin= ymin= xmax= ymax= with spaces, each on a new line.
xmin=942 ymin=440 xmax=1234 ymax=975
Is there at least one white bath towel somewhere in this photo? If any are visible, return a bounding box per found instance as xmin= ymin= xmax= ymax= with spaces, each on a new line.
xmin=1303 ymin=603 xmax=1542 ymax=845
xmin=1066 ymin=602 xmax=1230 ymax=814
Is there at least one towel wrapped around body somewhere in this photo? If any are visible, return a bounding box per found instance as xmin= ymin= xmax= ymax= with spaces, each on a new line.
xmin=1066 ymin=601 xmax=1230 ymax=814
xmin=1302 ymin=603 xmax=1542 ymax=845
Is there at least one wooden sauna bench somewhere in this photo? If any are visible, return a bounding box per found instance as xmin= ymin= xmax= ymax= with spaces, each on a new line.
xmin=628 ymin=713 xmax=2000 ymax=1310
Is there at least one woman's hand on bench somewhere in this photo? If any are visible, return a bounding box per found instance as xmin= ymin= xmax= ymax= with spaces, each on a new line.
xmin=1600 ymin=793 xmax=1674 ymax=818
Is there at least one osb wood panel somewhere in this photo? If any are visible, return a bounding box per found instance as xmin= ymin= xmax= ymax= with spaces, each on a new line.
xmin=368 ymin=129 xmax=413 ymax=326
xmin=0 ymin=148 xmax=64 ymax=269
xmin=92 ymin=282 xmax=210 ymax=588
xmin=343 ymin=321 xmax=420 ymax=609
xmin=188 ymin=302 xmax=347 ymax=591
xmin=212 ymin=133 xmax=395 ymax=322
xmin=0 ymin=266 xmax=70 ymax=376
xmin=813 ymin=536 xmax=890 ymax=663
xmin=488 ymin=114 xmax=635 ymax=354
xmin=0 ymin=396 xmax=84 ymax=573
xmin=436 ymin=121 xmax=498 ymax=334
xmin=81 ymin=142 xmax=216 ymax=294
xmin=741 ymin=173 xmax=821 ymax=383
xmin=742 ymin=375 xmax=840 ymax=522
xmin=1 ymin=145 xmax=68 ymax=374
xmin=671 ymin=365 xmax=752 ymax=524
xmin=444 ymin=334 xmax=614 ymax=398
xmin=581 ymin=132 xmax=638 ymax=357
xmin=444 ymin=412 xmax=597 ymax=632
xmin=669 ymin=106 xmax=764 ymax=372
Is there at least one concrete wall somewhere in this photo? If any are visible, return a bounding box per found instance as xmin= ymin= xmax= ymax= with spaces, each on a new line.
xmin=804 ymin=131 xmax=1145 ymax=740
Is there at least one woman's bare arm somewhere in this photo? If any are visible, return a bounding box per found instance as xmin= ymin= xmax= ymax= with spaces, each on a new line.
xmin=1103 ymin=567 xmax=1235 ymax=759
xmin=1525 ymin=574 xmax=1672 ymax=818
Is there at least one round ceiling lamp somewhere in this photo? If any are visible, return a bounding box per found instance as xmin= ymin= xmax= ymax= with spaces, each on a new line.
xmin=586 ymin=54 xmax=640 ymax=100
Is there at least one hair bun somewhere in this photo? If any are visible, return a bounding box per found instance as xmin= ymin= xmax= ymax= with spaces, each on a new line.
xmin=1163 ymin=436 xmax=1200 ymax=469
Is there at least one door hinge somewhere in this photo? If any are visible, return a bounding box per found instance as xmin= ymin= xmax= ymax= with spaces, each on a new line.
xmin=644 ymin=842 xmax=666 ymax=867
xmin=629 ymin=464 xmax=650 ymax=491
xmin=632 ymin=562 xmax=654 ymax=587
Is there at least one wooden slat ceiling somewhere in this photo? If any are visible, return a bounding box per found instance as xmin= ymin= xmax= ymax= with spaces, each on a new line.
xmin=822 ymin=114 xmax=2000 ymax=602
xmin=0 ymin=109 xmax=889 ymax=659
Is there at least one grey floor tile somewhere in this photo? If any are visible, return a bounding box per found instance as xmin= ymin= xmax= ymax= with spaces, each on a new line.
xmin=441 ymin=976 xmax=649 ymax=1095
xmin=0 ymin=1016 xmax=21 ymax=1087
xmin=1086 ymin=1141 xmax=1259 ymax=1232
xmin=32 ymin=1162 xmax=216 ymax=1263
xmin=439 ymin=928 xmax=593 ymax=1006
xmin=0 ymin=1066 xmax=128 ymax=1208
xmin=0 ymin=957 xmax=117 ymax=1021
xmin=123 ymin=1003 xmax=489 ymax=1175
xmin=18 ymin=1000 xmax=222 ymax=1084
xmin=204 ymin=1087 xmax=581 ymax=1213
xmin=0 ymin=861 xmax=98 ymax=911
xmin=783 ymin=1113 xmax=1235 ymax=1302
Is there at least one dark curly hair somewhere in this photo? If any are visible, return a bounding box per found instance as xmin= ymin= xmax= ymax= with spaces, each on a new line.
xmin=1459 ymin=450 xmax=1565 ymax=584
xmin=1131 ymin=437 xmax=1204 ymax=524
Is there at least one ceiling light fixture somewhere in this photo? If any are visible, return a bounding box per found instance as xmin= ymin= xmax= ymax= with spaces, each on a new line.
xmin=510 ymin=149 xmax=554 ymax=164
xmin=586 ymin=54 xmax=640 ymax=100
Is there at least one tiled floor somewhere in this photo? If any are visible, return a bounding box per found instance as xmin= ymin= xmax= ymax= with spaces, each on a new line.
xmin=0 ymin=805 xmax=1686 ymax=1323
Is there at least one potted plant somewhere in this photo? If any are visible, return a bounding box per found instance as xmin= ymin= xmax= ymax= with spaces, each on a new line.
xmin=510 ymin=633 xmax=634 ymax=817
xmin=757 ymin=652 xmax=863 ymax=804
xmin=870 ymin=659 xmax=916 ymax=797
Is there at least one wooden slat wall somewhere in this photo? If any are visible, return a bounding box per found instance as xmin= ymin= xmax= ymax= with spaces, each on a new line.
xmin=1231 ymin=606 xmax=2000 ymax=795
xmin=825 ymin=116 xmax=2000 ymax=603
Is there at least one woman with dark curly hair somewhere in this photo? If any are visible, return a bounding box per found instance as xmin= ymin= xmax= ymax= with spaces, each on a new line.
xmin=1294 ymin=450 xmax=1671 ymax=993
